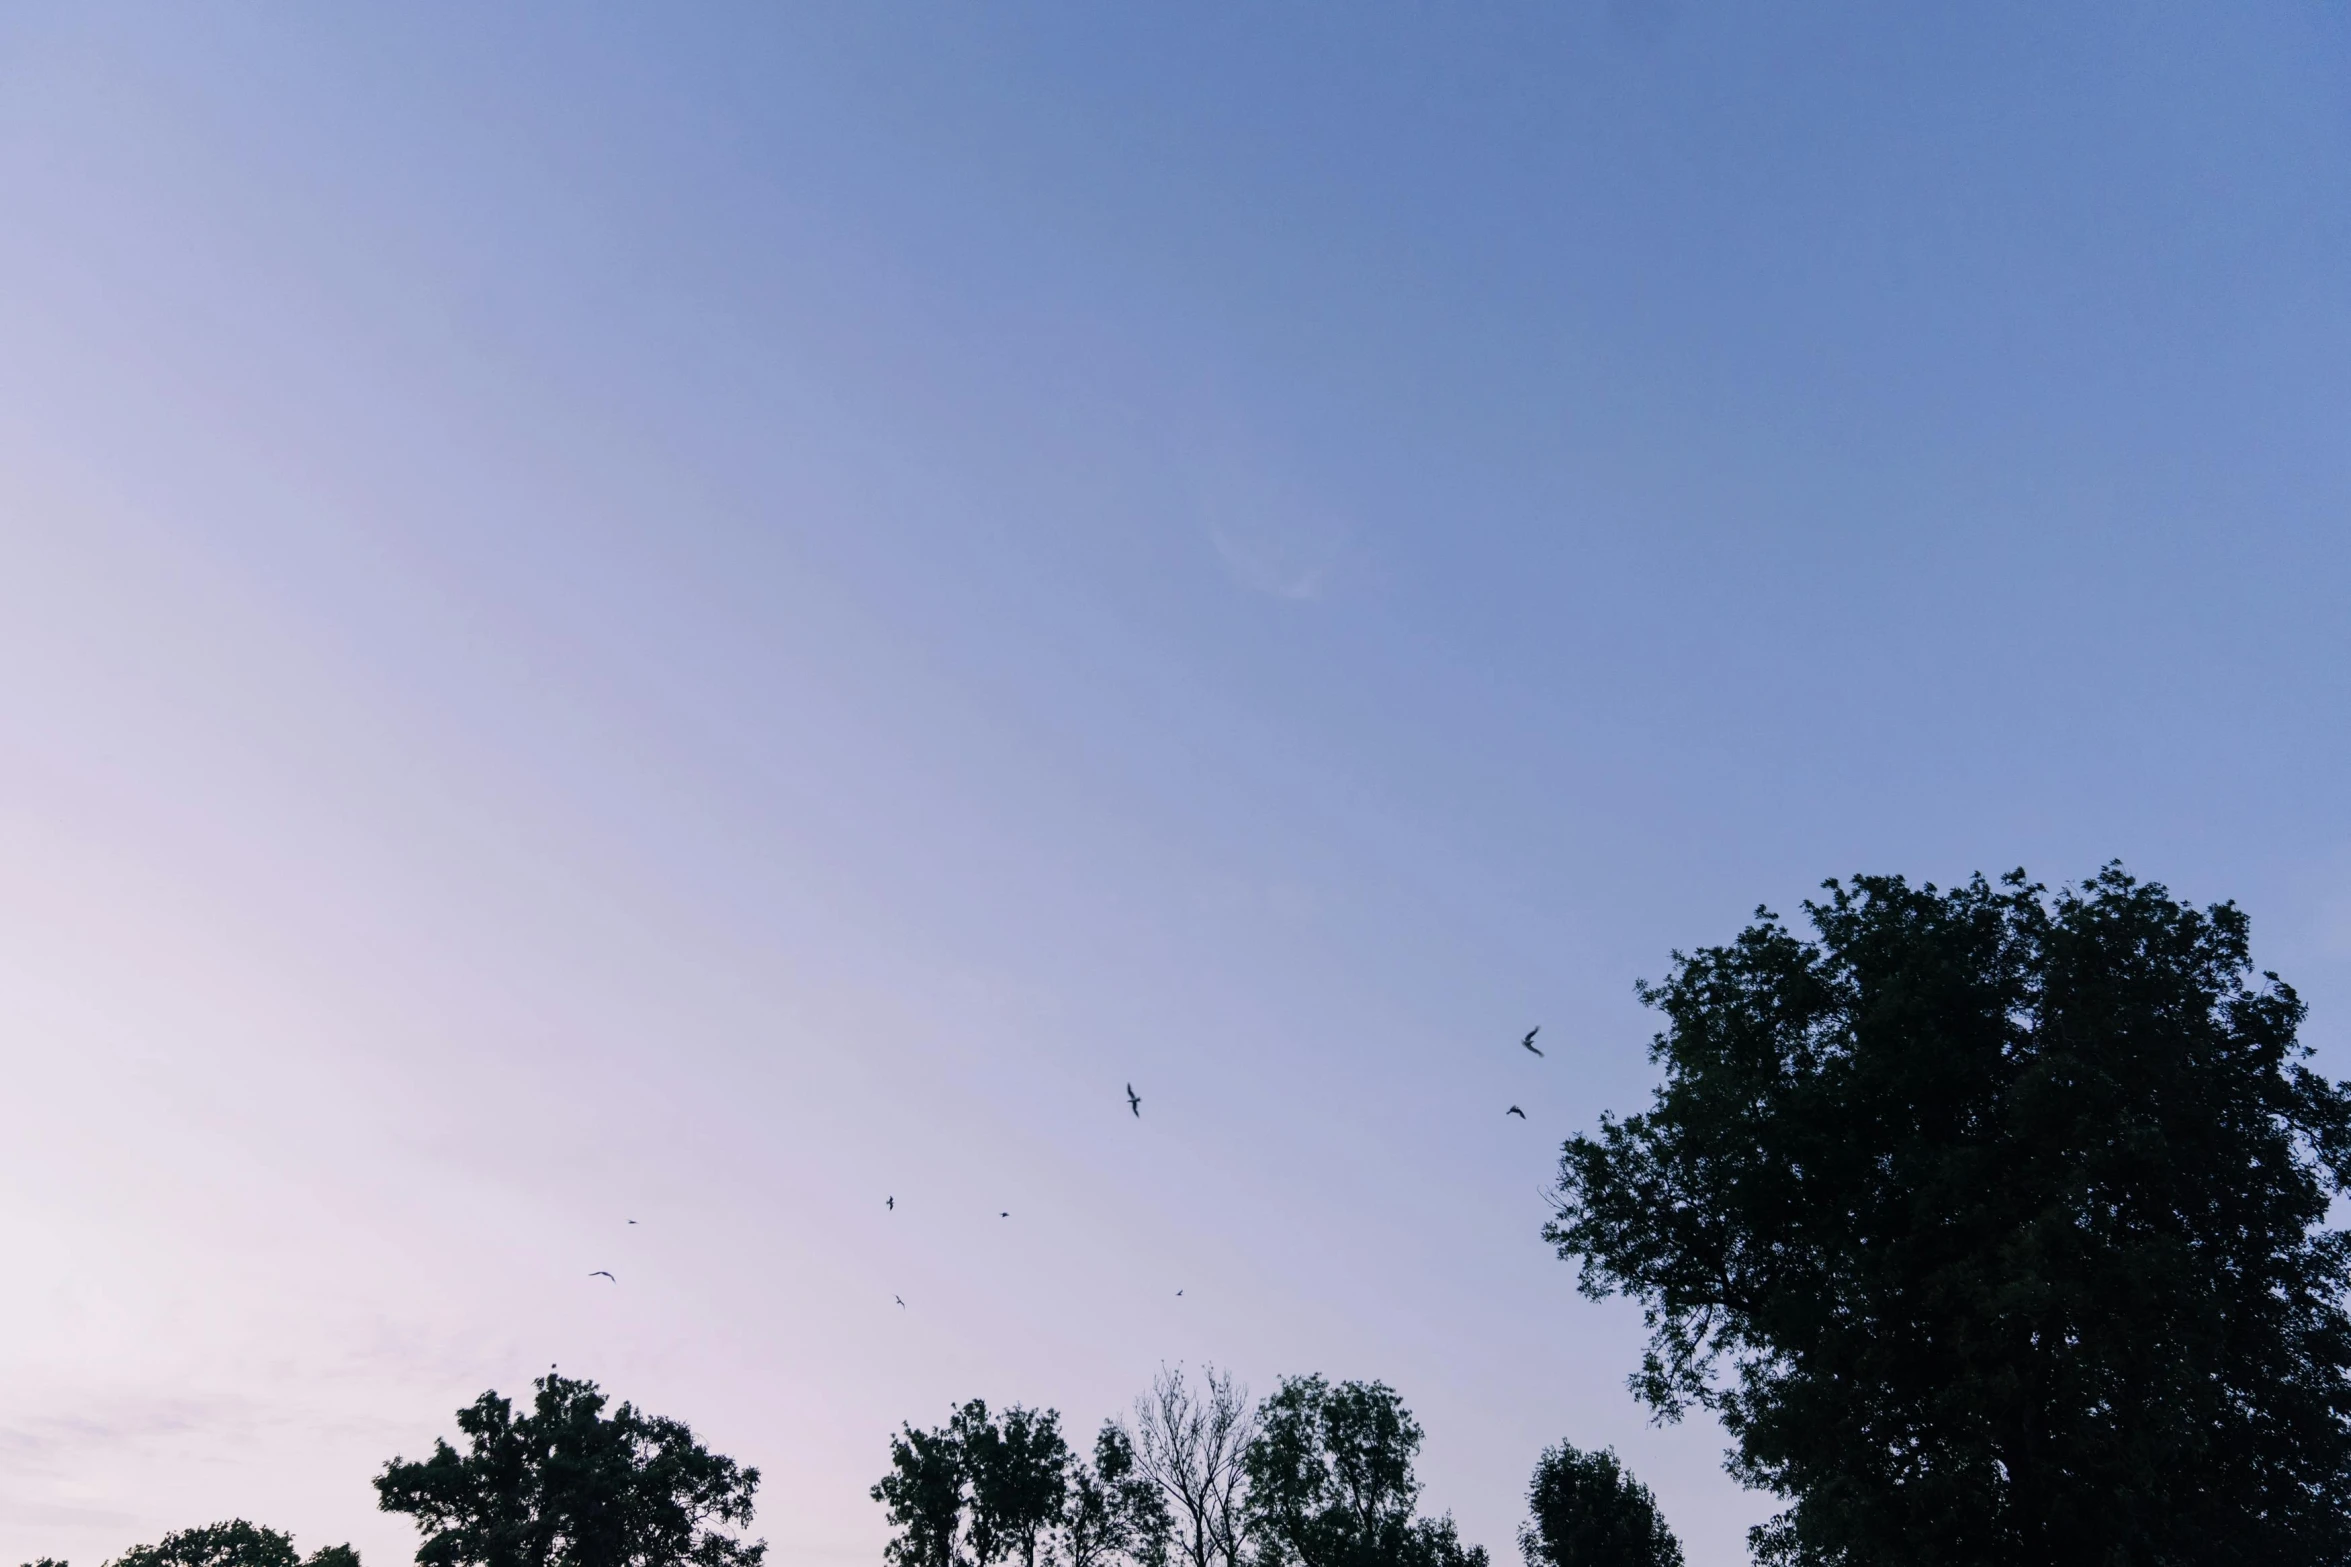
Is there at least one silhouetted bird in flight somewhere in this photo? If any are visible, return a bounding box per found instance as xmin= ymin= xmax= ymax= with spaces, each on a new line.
xmin=1506 ymin=1105 xmax=1527 ymax=1119
xmin=589 ymin=1271 xmax=615 ymax=1281
xmin=886 ymin=1196 xmax=894 ymax=1211
xmin=1126 ymin=1083 xmax=1142 ymax=1117
xmin=1521 ymin=1028 xmax=1543 ymax=1056
xmin=894 ymin=1295 xmax=905 ymax=1308
xmin=628 ymin=1219 xmax=636 ymax=1225
xmin=1000 ymin=1211 xmax=1010 ymax=1218
xmin=1176 ymin=1289 xmax=1184 ymax=1296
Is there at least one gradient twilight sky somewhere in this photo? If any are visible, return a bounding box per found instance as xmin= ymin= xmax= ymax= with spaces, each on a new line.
xmin=4 ymin=5 xmax=2350 ymax=1564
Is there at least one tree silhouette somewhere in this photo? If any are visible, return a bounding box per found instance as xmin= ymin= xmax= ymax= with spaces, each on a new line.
xmin=1129 ymin=1366 xmax=1255 ymax=1567
xmin=878 ymin=1402 xmax=1168 ymax=1567
xmin=376 ymin=1371 xmax=763 ymax=1567
xmin=875 ymin=1406 xmax=975 ymax=1567
xmin=1518 ymin=1445 xmax=1680 ymax=1567
xmin=103 ymin=1523 xmax=357 ymax=1567
xmin=1549 ymin=867 xmax=2351 ymax=1565
xmin=1060 ymin=1424 xmax=1171 ymax=1567
xmin=965 ymin=1404 xmax=1069 ymax=1567
xmin=1242 ymin=1376 xmax=1486 ymax=1567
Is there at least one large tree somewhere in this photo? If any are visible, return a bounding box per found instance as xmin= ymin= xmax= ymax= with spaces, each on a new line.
xmin=376 ymin=1372 xmax=764 ymax=1567
xmin=1242 ymin=1376 xmax=1486 ymax=1567
xmin=1548 ymin=868 xmax=2351 ymax=1566
xmin=1518 ymin=1445 xmax=1680 ymax=1567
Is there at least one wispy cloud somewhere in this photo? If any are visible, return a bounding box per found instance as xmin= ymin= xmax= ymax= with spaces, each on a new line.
xmin=1198 ymin=465 xmax=1353 ymax=602
xmin=1209 ymin=526 xmax=1343 ymax=601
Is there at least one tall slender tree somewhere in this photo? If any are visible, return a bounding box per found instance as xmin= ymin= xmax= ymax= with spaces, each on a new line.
xmin=875 ymin=1405 xmax=979 ymax=1567
xmin=965 ymin=1405 xmax=1071 ymax=1567
xmin=1549 ymin=868 xmax=2351 ymax=1566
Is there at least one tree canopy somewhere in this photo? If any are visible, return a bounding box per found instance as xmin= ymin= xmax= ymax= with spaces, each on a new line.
xmin=964 ymin=1403 xmax=1071 ymax=1567
xmin=875 ymin=1405 xmax=977 ymax=1567
xmin=102 ymin=1522 xmax=356 ymax=1567
xmin=874 ymin=1399 xmax=1168 ymax=1567
xmin=375 ymin=1371 xmax=764 ymax=1567
xmin=1518 ymin=1445 xmax=1680 ymax=1567
xmin=1547 ymin=867 xmax=2351 ymax=1566
xmin=1242 ymin=1376 xmax=1487 ymax=1567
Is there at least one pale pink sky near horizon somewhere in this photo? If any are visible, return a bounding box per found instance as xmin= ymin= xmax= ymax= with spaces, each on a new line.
xmin=7 ymin=7 xmax=2351 ymax=1567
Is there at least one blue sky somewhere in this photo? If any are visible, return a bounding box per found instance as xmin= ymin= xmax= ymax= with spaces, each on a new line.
xmin=3 ymin=7 xmax=2349 ymax=1565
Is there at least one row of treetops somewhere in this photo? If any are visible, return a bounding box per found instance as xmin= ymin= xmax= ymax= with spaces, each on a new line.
xmin=32 ymin=866 xmax=2351 ymax=1567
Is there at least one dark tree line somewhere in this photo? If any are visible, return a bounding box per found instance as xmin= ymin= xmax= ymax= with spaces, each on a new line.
xmin=875 ymin=1368 xmax=1678 ymax=1567
xmin=26 ymin=1522 xmax=358 ymax=1567
xmin=24 ymin=1372 xmax=763 ymax=1567
xmin=40 ymin=864 xmax=2341 ymax=1567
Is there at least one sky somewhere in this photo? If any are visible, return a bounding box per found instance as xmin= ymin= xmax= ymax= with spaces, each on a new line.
xmin=3 ymin=5 xmax=2349 ymax=1565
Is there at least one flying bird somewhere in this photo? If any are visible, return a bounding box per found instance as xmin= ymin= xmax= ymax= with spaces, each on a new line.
xmin=894 ymin=1295 xmax=905 ymax=1308
xmin=886 ymin=1196 xmax=894 ymax=1211
xmin=1126 ymin=1083 xmax=1142 ymax=1117
xmin=628 ymin=1219 xmax=637 ymax=1225
xmin=1000 ymin=1211 xmax=1010 ymax=1218
xmin=1506 ymin=1105 xmax=1527 ymax=1119
xmin=1176 ymin=1289 xmax=1184 ymax=1297
xmin=589 ymin=1271 xmax=615 ymax=1281
xmin=1521 ymin=1028 xmax=1543 ymax=1057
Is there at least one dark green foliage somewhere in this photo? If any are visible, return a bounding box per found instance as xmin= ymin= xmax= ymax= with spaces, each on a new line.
xmin=875 ymin=1402 xmax=1169 ymax=1567
xmin=104 ymin=1523 xmax=356 ymax=1567
xmin=1548 ymin=867 xmax=2351 ymax=1566
xmin=1519 ymin=1445 xmax=1680 ymax=1567
xmin=964 ymin=1404 xmax=1069 ymax=1567
xmin=1242 ymin=1376 xmax=1487 ymax=1567
xmin=374 ymin=1371 xmax=763 ymax=1567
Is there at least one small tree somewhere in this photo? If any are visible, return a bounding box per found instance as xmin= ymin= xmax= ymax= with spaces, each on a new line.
xmin=105 ymin=1523 xmax=357 ymax=1567
xmin=1519 ymin=1445 xmax=1680 ymax=1567
xmin=1242 ymin=1376 xmax=1486 ymax=1567
xmin=376 ymin=1371 xmax=763 ymax=1567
